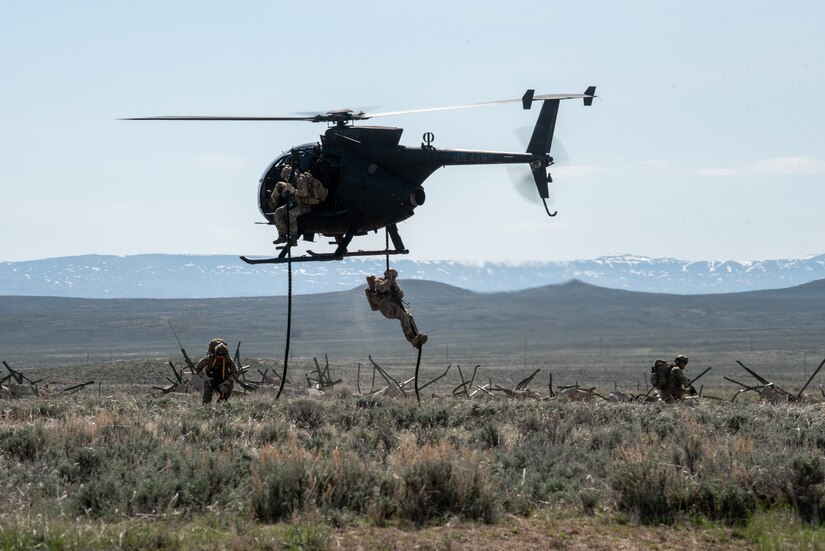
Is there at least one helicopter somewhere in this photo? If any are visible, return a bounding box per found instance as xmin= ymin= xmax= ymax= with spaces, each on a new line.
xmin=125 ymin=86 xmax=596 ymax=264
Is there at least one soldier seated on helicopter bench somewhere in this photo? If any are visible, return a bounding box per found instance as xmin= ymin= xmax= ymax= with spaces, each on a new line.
xmin=365 ymin=269 xmax=428 ymax=348
xmin=272 ymin=167 xmax=328 ymax=246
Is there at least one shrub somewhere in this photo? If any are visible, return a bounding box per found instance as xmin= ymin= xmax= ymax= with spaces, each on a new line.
xmin=686 ymin=481 xmax=755 ymax=525
xmin=74 ymin=477 xmax=121 ymax=518
xmin=787 ymin=453 xmax=825 ymax=524
xmin=311 ymin=449 xmax=385 ymax=514
xmin=173 ymin=448 xmax=249 ymax=514
xmin=59 ymin=446 xmax=106 ymax=483
xmin=516 ymin=412 xmax=542 ymax=437
xmin=349 ymin=423 xmax=396 ymax=462
xmin=610 ymin=461 xmax=676 ymax=524
xmin=256 ymin=422 xmax=286 ymax=445
xmin=398 ymin=444 xmax=498 ymax=525
xmin=0 ymin=426 xmax=46 ymax=462
xmin=67 ymin=445 xmax=249 ymax=518
xmin=416 ymin=405 xmax=451 ymax=429
xmin=252 ymin=445 xmax=312 ymax=522
xmin=473 ymin=422 xmax=503 ymax=449
xmin=287 ymin=399 xmax=325 ymax=431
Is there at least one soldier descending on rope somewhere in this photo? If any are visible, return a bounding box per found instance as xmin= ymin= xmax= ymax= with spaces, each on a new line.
xmin=194 ymin=338 xmax=239 ymax=404
xmin=650 ymin=354 xmax=695 ymax=402
xmin=365 ymin=268 xmax=428 ymax=348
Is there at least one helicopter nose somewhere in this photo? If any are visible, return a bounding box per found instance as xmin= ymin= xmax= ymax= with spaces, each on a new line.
xmin=410 ymin=186 xmax=426 ymax=207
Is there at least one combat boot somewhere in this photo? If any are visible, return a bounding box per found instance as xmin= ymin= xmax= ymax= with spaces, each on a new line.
xmin=412 ymin=334 xmax=428 ymax=348
xmin=273 ymin=235 xmax=288 ymax=244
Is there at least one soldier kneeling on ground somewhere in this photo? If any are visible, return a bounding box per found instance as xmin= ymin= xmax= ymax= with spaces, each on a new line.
xmin=650 ymin=354 xmax=695 ymax=402
xmin=365 ymin=269 xmax=427 ymax=348
xmin=194 ymin=339 xmax=238 ymax=404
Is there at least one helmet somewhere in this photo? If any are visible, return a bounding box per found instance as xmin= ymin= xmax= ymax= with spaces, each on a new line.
xmin=384 ymin=268 xmax=398 ymax=278
xmin=654 ymin=359 xmax=668 ymax=367
xmin=208 ymin=338 xmax=228 ymax=355
xmin=280 ymin=166 xmax=291 ymax=181
xmin=214 ymin=342 xmax=228 ymax=357
xmin=675 ymin=354 xmax=688 ymax=364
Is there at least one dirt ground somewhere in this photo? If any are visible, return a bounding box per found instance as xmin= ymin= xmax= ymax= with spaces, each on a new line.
xmin=330 ymin=512 xmax=751 ymax=550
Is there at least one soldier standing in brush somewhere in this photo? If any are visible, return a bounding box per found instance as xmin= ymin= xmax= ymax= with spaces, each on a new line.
xmin=194 ymin=339 xmax=238 ymax=404
xmin=365 ymin=268 xmax=428 ymax=348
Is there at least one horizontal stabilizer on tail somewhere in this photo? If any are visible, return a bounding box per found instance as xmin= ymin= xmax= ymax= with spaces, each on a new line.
xmin=522 ymin=86 xmax=597 ymax=109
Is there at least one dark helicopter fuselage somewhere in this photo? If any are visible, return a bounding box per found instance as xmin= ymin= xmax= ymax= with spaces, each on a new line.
xmin=258 ymin=125 xmax=535 ymax=239
xmin=123 ymin=86 xmax=596 ymax=261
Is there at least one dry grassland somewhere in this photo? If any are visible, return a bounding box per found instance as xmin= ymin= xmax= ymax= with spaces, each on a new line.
xmin=3 ymin=361 xmax=825 ymax=549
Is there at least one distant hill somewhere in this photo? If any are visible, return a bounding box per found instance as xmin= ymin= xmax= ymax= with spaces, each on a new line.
xmin=3 ymin=278 xmax=825 ymax=374
xmin=3 ymin=253 xmax=825 ymax=298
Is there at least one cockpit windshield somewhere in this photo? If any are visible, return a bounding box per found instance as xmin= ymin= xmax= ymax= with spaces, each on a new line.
xmin=257 ymin=143 xmax=320 ymax=219
xmin=259 ymin=143 xmax=319 ymax=179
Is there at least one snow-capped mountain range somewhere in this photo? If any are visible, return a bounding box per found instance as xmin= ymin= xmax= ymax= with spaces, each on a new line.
xmin=2 ymin=253 xmax=825 ymax=298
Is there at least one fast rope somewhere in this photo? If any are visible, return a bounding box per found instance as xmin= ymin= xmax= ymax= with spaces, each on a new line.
xmin=276 ymin=193 xmax=292 ymax=400
xmin=385 ymin=228 xmax=390 ymax=273
xmin=414 ymin=344 xmax=422 ymax=404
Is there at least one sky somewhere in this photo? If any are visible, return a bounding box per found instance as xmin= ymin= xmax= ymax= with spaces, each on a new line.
xmin=2 ymin=1 xmax=824 ymax=264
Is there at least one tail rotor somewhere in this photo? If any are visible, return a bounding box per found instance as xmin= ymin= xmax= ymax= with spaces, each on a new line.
xmin=507 ymin=129 xmax=570 ymax=213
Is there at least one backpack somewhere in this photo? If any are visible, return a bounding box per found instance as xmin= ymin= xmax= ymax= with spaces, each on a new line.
xmin=306 ymin=175 xmax=328 ymax=204
xmin=365 ymin=288 xmax=382 ymax=311
xmin=650 ymin=362 xmax=670 ymax=390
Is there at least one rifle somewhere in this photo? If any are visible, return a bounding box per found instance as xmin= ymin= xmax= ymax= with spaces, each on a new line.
xmin=687 ymin=366 xmax=712 ymax=395
xmin=168 ymin=321 xmax=197 ymax=371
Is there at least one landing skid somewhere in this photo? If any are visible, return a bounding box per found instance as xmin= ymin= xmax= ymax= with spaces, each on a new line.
xmin=240 ymin=248 xmax=409 ymax=265
xmin=241 ymin=223 xmax=409 ymax=265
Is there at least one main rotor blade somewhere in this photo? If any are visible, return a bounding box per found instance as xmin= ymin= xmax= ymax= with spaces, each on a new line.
xmin=120 ymin=115 xmax=317 ymax=121
xmin=361 ymin=92 xmax=593 ymax=119
xmin=121 ymin=88 xmax=596 ymax=123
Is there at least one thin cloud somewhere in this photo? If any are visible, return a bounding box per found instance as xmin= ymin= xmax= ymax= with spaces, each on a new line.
xmin=751 ymin=157 xmax=825 ymax=175
xmin=697 ymin=156 xmax=825 ymax=177
xmin=696 ymin=167 xmax=741 ymax=177
xmin=553 ymin=165 xmax=605 ymax=178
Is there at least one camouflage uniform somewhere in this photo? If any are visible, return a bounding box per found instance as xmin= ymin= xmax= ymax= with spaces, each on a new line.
xmin=365 ymin=269 xmax=427 ymax=348
xmin=273 ymin=169 xmax=328 ymax=246
xmin=655 ymin=355 xmax=692 ymax=402
xmin=268 ymin=166 xmax=292 ymax=211
xmin=194 ymin=340 xmax=238 ymax=404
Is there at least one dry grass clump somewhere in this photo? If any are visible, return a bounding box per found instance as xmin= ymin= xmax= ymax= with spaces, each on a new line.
xmin=251 ymin=441 xmax=388 ymax=523
xmin=393 ymin=441 xmax=498 ymax=525
xmin=251 ymin=431 xmax=498 ymax=526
